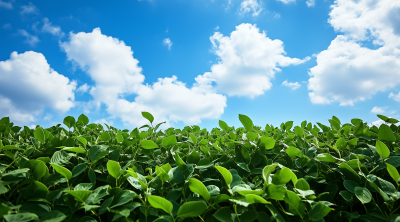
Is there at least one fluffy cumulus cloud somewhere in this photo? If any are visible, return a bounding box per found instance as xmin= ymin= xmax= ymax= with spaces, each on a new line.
xmin=371 ymin=106 xmax=385 ymax=114
xmin=239 ymin=0 xmax=263 ymax=17
xmin=306 ymin=0 xmax=315 ymax=7
xmin=195 ymin=23 xmax=309 ymax=98
xmin=0 ymin=51 xmax=76 ymax=125
xmin=163 ymin=38 xmax=172 ymax=50
xmin=308 ymin=0 xmax=400 ymax=106
xmin=76 ymin=83 xmax=90 ymax=93
xmin=389 ymin=91 xmax=400 ymax=102
xmin=282 ymin=80 xmax=300 ymax=90
xmin=61 ymin=28 xmax=226 ymax=127
xmin=42 ymin=18 xmax=64 ymax=37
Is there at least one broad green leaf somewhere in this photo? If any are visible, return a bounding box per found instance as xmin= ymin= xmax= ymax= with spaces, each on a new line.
xmin=262 ymin=164 xmax=278 ymax=185
xmin=63 ymin=116 xmax=75 ymax=129
xmin=66 ymin=190 xmax=92 ymax=202
xmin=99 ymin=196 xmax=113 ymax=215
xmin=354 ymin=186 xmax=372 ymax=204
xmin=284 ymin=190 xmax=306 ymax=217
xmin=241 ymin=147 xmax=251 ymax=163
xmin=259 ymin=137 xmax=275 ymax=150
xmin=309 ymin=202 xmax=332 ymax=221
xmin=75 ymin=137 xmax=87 ymax=147
xmin=295 ymin=178 xmax=310 ymax=191
xmin=25 ymin=181 xmax=48 ymax=199
xmin=271 ymin=167 xmax=292 ymax=185
xmin=177 ymin=201 xmax=207 ymax=218
xmin=78 ymin=114 xmax=89 ymax=126
xmin=163 ymin=135 xmax=177 ymax=147
xmin=99 ymin=131 xmax=111 ymax=141
xmin=315 ymin=153 xmax=338 ymax=163
xmin=343 ymin=180 xmax=359 ymax=193
xmin=148 ymin=195 xmax=173 ymax=215
xmin=116 ymin=132 xmax=123 ymax=143
xmin=215 ymin=166 xmax=233 ymax=188
xmin=189 ymin=178 xmax=211 ymax=202
xmin=265 ymin=204 xmax=286 ymax=222
xmin=85 ymin=185 xmax=109 ymax=205
xmin=294 ymin=126 xmax=304 ymax=137
xmin=335 ymin=137 xmax=346 ymax=150
xmin=107 ymin=160 xmax=121 ymax=179
xmin=376 ymin=140 xmax=390 ymax=159
xmin=2 ymin=145 xmax=23 ymax=150
xmin=285 ymin=147 xmax=302 ymax=158
xmin=189 ymin=133 xmax=197 ymax=144
xmin=33 ymin=161 xmax=47 ymax=180
xmin=4 ymin=213 xmax=39 ymax=222
xmin=110 ymin=190 xmax=138 ymax=208
xmin=219 ymin=120 xmax=229 ymax=131
xmin=140 ymin=140 xmax=159 ymax=149
xmin=40 ymin=210 xmax=67 ymax=222
xmin=339 ymin=163 xmax=361 ymax=184
xmin=386 ymin=163 xmax=400 ymax=184
xmin=378 ymin=124 xmax=396 ymax=142
xmin=50 ymin=163 xmax=72 ymax=180
xmin=266 ymin=184 xmax=286 ymax=200
xmin=62 ymin=147 xmax=86 ymax=154
xmin=74 ymin=183 xmax=93 ymax=191
xmin=214 ymin=207 xmax=234 ymax=222
xmin=285 ymin=121 xmax=294 ymax=131
xmin=34 ymin=126 xmax=45 ymax=143
xmin=245 ymin=194 xmax=269 ymax=204
xmin=239 ymin=114 xmax=253 ymax=132
xmin=142 ymin=111 xmax=154 ymax=123
xmin=241 ymin=210 xmax=258 ymax=222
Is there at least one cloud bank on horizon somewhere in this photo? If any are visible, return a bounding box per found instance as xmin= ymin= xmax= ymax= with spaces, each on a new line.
xmin=0 ymin=0 xmax=399 ymax=129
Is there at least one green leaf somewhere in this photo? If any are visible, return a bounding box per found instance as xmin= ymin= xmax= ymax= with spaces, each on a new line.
xmin=239 ymin=114 xmax=253 ymax=132
xmin=66 ymin=190 xmax=92 ymax=202
xmin=62 ymin=147 xmax=86 ymax=154
xmin=378 ymin=124 xmax=396 ymax=143
xmin=177 ymin=201 xmax=207 ymax=218
xmin=262 ymin=164 xmax=278 ymax=185
xmin=25 ymin=181 xmax=48 ymax=199
xmin=343 ymin=180 xmax=359 ymax=193
xmin=284 ymin=190 xmax=306 ymax=217
xmin=241 ymin=210 xmax=258 ymax=222
xmin=189 ymin=178 xmax=211 ymax=202
xmin=78 ymin=114 xmax=89 ymax=126
xmin=110 ymin=190 xmax=138 ymax=208
xmin=285 ymin=121 xmax=294 ymax=131
xmin=163 ymin=135 xmax=177 ymax=147
xmin=245 ymin=194 xmax=270 ymax=204
xmin=309 ymin=202 xmax=332 ymax=221
xmin=271 ymin=167 xmax=292 ymax=185
xmin=4 ymin=213 xmax=39 ymax=222
xmin=339 ymin=162 xmax=361 ymax=184
xmin=85 ymin=185 xmax=109 ymax=204
xmin=142 ymin=111 xmax=154 ymax=123
xmin=259 ymin=137 xmax=275 ymax=150
xmin=266 ymin=184 xmax=286 ymax=200
xmin=148 ymin=195 xmax=173 ymax=215
xmin=315 ymin=153 xmax=338 ymax=163
xmin=354 ymin=186 xmax=372 ymax=204
xmin=40 ymin=210 xmax=67 ymax=222
xmin=77 ymin=216 xmax=97 ymax=222
xmin=214 ymin=207 xmax=234 ymax=222
xmin=2 ymin=145 xmax=23 ymax=150
xmin=99 ymin=131 xmax=111 ymax=141
xmin=219 ymin=120 xmax=229 ymax=131
xmin=386 ymin=163 xmax=400 ymax=184
xmin=215 ymin=166 xmax=233 ymax=188
xmin=285 ymin=147 xmax=302 ymax=158
xmin=50 ymin=163 xmax=72 ymax=180
xmin=295 ymin=178 xmax=310 ymax=191
xmin=99 ymin=196 xmax=113 ymax=215
xmin=63 ymin=116 xmax=76 ymax=129
xmin=265 ymin=204 xmax=286 ymax=222
xmin=294 ymin=126 xmax=304 ymax=137
xmin=107 ymin=160 xmax=121 ymax=179
xmin=376 ymin=140 xmax=390 ymax=159
xmin=33 ymin=161 xmax=47 ymax=180
xmin=140 ymin=140 xmax=159 ymax=149
xmin=34 ymin=126 xmax=46 ymax=143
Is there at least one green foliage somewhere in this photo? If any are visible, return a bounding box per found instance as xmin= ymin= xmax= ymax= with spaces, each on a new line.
xmin=0 ymin=113 xmax=399 ymax=221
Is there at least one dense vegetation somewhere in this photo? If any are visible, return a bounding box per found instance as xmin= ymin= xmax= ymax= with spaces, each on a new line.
xmin=0 ymin=112 xmax=400 ymax=222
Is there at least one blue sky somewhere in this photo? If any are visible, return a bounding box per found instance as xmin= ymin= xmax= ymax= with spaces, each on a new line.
xmin=1 ymin=0 xmax=400 ymax=131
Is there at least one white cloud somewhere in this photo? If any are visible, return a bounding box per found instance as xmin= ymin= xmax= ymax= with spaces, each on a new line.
xmin=239 ymin=0 xmax=263 ymax=17
xmin=76 ymin=83 xmax=90 ymax=93
xmin=0 ymin=51 xmax=76 ymax=125
xmin=195 ymin=23 xmax=309 ymax=98
xmin=61 ymin=28 xmax=226 ymax=128
xmin=389 ymin=91 xmax=400 ymax=102
xmin=282 ymin=80 xmax=301 ymax=90
xmin=306 ymin=0 xmax=315 ymax=7
xmin=20 ymin=2 xmax=39 ymax=15
xmin=215 ymin=26 xmax=219 ymax=30
xmin=163 ymin=38 xmax=172 ymax=50
xmin=370 ymin=118 xmax=400 ymax=127
xmin=276 ymin=0 xmax=296 ymax=4
xmin=0 ymin=0 xmax=12 ymax=9
xmin=308 ymin=0 xmax=400 ymax=106
xmin=42 ymin=18 xmax=64 ymax=37
xmin=371 ymin=106 xmax=385 ymax=114
xmin=43 ymin=113 xmax=53 ymax=121
xmin=2 ymin=23 xmax=11 ymax=29
xmin=18 ymin=29 xmax=40 ymax=46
